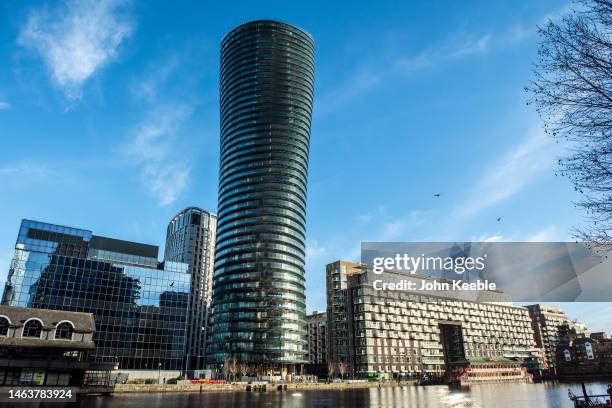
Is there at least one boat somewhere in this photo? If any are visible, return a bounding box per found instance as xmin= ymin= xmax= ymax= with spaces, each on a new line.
xmin=417 ymin=373 xmax=447 ymax=386
xmin=568 ymin=383 xmax=612 ymax=407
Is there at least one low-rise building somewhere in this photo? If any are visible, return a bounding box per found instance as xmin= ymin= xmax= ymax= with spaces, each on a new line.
xmin=0 ymin=305 xmax=114 ymax=386
xmin=590 ymin=332 xmax=609 ymax=341
xmin=556 ymin=337 xmax=612 ymax=379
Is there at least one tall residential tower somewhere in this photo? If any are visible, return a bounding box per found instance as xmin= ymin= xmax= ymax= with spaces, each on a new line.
xmin=165 ymin=207 xmax=217 ymax=370
xmin=209 ymin=20 xmax=315 ymax=373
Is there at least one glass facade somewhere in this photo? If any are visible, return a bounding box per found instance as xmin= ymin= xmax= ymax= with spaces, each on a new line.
xmin=165 ymin=207 xmax=217 ymax=370
xmin=209 ymin=20 xmax=314 ymax=366
xmin=1 ymin=220 xmax=190 ymax=370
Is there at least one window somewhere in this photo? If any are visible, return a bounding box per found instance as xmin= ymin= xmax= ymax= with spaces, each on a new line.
xmin=23 ymin=320 xmax=43 ymax=338
xmin=55 ymin=322 xmax=74 ymax=340
xmin=0 ymin=317 xmax=9 ymax=336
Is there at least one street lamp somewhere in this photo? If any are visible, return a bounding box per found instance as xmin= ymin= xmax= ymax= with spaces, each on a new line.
xmin=158 ymin=362 xmax=162 ymax=384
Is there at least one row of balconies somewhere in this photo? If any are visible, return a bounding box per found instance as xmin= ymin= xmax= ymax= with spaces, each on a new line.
xmin=352 ymin=303 xmax=533 ymax=325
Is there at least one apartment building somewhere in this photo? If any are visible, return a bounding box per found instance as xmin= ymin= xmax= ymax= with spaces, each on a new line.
xmin=327 ymin=261 xmax=541 ymax=378
xmin=306 ymin=311 xmax=327 ymax=364
xmin=526 ymin=304 xmax=578 ymax=371
xmin=326 ymin=261 xmax=362 ymax=366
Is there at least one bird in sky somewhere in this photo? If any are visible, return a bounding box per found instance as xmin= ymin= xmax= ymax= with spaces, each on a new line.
xmin=497 ymin=217 xmax=502 ymax=222
xmin=434 ymin=194 xmax=440 ymax=197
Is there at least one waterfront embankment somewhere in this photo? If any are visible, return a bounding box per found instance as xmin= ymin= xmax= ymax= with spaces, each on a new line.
xmin=113 ymin=380 xmax=417 ymax=394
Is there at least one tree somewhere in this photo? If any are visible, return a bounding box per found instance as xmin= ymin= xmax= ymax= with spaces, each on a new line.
xmin=327 ymin=361 xmax=337 ymax=379
xmin=337 ymin=362 xmax=348 ymax=380
xmin=238 ymin=362 xmax=249 ymax=380
xmin=222 ymin=358 xmax=238 ymax=382
xmin=527 ymin=0 xmax=612 ymax=252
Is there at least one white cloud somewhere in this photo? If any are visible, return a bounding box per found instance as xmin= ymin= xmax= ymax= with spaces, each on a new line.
xmin=481 ymin=234 xmax=504 ymax=243
xmin=456 ymin=125 xmax=555 ymax=218
xmin=18 ymin=0 xmax=133 ymax=101
xmin=0 ymin=101 xmax=11 ymax=110
xmin=124 ymin=105 xmax=193 ymax=206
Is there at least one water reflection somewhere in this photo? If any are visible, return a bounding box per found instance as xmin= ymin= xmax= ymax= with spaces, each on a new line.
xmin=9 ymin=382 xmax=609 ymax=408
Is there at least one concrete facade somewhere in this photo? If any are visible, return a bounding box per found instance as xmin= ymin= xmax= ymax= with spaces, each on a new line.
xmin=306 ymin=311 xmax=327 ymax=365
xmin=327 ymin=261 xmax=541 ymax=378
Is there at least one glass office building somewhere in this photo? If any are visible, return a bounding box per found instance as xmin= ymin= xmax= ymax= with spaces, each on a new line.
xmin=1 ymin=220 xmax=190 ymax=370
xmin=165 ymin=207 xmax=217 ymax=370
xmin=209 ymin=20 xmax=315 ymax=370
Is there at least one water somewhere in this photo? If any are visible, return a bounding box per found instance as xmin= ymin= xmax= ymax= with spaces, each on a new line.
xmin=4 ymin=381 xmax=611 ymax=408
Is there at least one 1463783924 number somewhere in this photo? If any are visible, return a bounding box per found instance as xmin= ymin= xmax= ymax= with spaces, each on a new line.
xmin=3 ymin=388 xmax=75 ymax=402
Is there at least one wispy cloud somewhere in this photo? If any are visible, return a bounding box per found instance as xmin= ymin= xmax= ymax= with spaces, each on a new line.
xmin=0 ymin=163 xmax=52 ymax=180
xmin=378 ymin=210 xmax=428 ymax=241
xmin=474 ymin=224 xmax=569 ymax=243
xmin=526 ymin=225 xmax=569 ymax=242
xmin=18 ymin=0 xmax=133 ymax=101
xmin=0 ymin=101 xmax=11 ymax=110
xmin=317 ymin=33 xmax=493 ymax=116
xmin=398 ymin=33 xmax=491 ymax=69
xmin=142 ymin=164 xmax=190 ymax=207
xmin=304 ymin=124 xmax=558 ymax=305
xmin=456 ymin=125 xmax=555 ymax=218
xmin=124 ymin=105 xmax=193 ymax=206
xmin=130 ymin=56 xmax=179 ymax=104
xmin=316 ymin=9 xmax=554 ymax=118
xmin=306 ymin=239 xmax=327 ymax=264
xmin=123 ymin=46 xmax=205 ymax=207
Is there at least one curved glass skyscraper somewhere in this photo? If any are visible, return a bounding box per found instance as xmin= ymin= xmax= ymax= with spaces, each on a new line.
xmin=209 ymin=20 xmax=314 ymax=370
xmin=165 ymin=207 xmax=217 ymax=370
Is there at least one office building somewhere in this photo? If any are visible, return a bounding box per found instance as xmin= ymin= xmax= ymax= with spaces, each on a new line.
xmin=326 ymin=261 xmax=541 ymax=379
xmin=165 ymin=207 xmax=217 ymax=370
xmin=306 ymin=311 xmax=327 ymax=365
xmin=1 ymin=219 xmax=190 ymax=370
xmin=209 ymin=20 xmax=315 ymax=373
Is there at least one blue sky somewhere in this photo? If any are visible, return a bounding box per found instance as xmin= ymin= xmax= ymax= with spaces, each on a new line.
xmin=0 ymin=0 xmax=609 ymax=332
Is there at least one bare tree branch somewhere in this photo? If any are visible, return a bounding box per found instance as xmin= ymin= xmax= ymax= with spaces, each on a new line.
xmin=526 ymin=0 xmax=612 ymax=251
